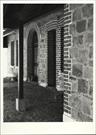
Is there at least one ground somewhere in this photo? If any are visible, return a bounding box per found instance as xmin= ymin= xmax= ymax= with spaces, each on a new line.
xmin=3 ymin=81 xmax=63 ymax=122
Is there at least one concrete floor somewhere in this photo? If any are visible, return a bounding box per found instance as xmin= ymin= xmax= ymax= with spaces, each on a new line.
xmin=4 ymin=81 xmax=63 ymax=122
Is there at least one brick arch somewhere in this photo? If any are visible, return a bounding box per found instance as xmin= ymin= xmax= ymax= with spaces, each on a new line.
xmin=26 ymin=23 xmax=40 ymax=44
xmin=26 ymin=23 xmax=40 ymax=81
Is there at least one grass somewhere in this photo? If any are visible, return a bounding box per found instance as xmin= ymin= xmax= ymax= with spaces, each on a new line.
xmin=4 ymin=82 xmax=63 ymax=122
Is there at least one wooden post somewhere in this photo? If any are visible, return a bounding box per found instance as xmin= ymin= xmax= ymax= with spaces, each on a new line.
xmin=16 ymin=22 xmax=25 ymax=111
xmin=18 ymin=22 xmax=24 ymax=99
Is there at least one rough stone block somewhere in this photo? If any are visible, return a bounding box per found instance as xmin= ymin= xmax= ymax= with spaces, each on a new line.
xmin=73 ymin=8 xmax=82 ymax=21
xmin=72 ymin=80 xmax=78 ymax=92
xmin=73 ymin=36 xmax=78 ymax=46
xmin=81 ymin=98 xmax=90 ymax=115
xmin=78 ymin=111 xmax=92 ymax=121
xmin=84 ymin=66 xmax=93 ymax=79
xmin=89 ymin=46 xmax=93 ymax=58
xmin=89 ymin=85 xmax=93 ymax=96
xmin=71 ymin=94 xmax=93 ymax=121
xmin=70 ymin=23 xmax=75 ymax=35
xmin=69 ymin=93 xmax=81 ymax=108
xmin=89 ymin=60 xmax=93 ymax=67
xmin=82 ymin=4 xmax=93 ymax=18
xmin=78 ymin=49 xmax=88 ymax=65
xmin=76 ymin=20 xmax=86 ymax=33
xmin=89 ymin=80 xmax=93 ymax=96
xmin=70 ymin=47 xmax=78 ymax=60
xmin=88 ymin=18 xmax=93 ymax=31
xmin=90 ymin=102 xmax=93 ymax=119
xmin=85 ymin=33 xmax=93 ymax=44
xmin=72 ymin=64 xmax=83 ymax=77
xmin=78 ymin=79 xmax=88 ymax=93
xmin=73 ymin=35 xmax=83 ymax=48
xmin=89 ymin=80 xmax=93 ymax=88
xmin=71 ymin=108 xmax=78 ymax=120
xmin=80 ymin=95 xmax=93 ymax=117
xmin=77 ymin=35 xmax=83 ymax=46
xmin=70 ymin=4 xmax=83 ymax=10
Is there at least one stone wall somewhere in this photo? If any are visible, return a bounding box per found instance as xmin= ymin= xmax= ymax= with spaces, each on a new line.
xmin=38 ymin=24 xmax=47 ymax=85
xmin=6 ymin=4 xmax=93 ymax=122
xmin=68 ymin=4 xmax=93 ymax=121
xmin=38 ymin=12 xmax=65 ymax=87
xmin=24 ymin=9 xmax=64 ymax=86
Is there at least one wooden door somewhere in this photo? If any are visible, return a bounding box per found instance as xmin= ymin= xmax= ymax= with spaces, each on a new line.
xmin=48 ymin=29 xmax=56 ymax=87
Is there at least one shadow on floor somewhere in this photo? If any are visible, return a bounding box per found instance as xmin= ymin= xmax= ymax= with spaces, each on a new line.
xmin=4 ymin=82 xmax=63 ymax=122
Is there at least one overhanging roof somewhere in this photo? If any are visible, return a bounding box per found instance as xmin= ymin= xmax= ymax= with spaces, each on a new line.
xmin=4 ymin=4 xmax=64 ymax=29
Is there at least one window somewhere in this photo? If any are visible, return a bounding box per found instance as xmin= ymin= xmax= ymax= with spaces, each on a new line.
xmin=3 ymin=36 xmax=8 ymax=48
xmin=61 ymin=27 xmax=64 ymax=72
xmin=16 ymin=40 xmax=18 ymax=66
xmin=11 ymin=41 xmax=14 ymax=66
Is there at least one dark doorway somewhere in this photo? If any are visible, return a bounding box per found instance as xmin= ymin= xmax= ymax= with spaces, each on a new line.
xmin=27 ymin=30 xmax=38 ymax=82
xmin=32 ymin=31 xmax=38 ymax=82
xmin=48 ymin=29 xmax=56 ymax=87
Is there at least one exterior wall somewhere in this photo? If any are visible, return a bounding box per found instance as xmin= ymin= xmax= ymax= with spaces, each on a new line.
xmin=23 ymin=23 xmax=41 ymax=81
xmin=63 ymin=4 xmax=72 ymax=116
xmin=38 ymin=24 xmax=47 ymax=86
xmin=3 ymin=48 xmax=8 ymax=78
xmin=23 ymin=9 xmax=64 ymax=87
xmin=65 ymin=4 xmax=93 ymax=121
xmin=5 ymin=4 xmax=93 ymax=122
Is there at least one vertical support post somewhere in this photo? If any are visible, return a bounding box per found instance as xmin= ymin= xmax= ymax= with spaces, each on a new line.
xmin=16 ymin=22 xmax=25 ymax=111
xmin=18 ymin=22 xmax=24 ymax=99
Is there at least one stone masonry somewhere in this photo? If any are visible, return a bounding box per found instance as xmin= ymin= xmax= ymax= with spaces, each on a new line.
xmin=68 ymin=4 xmax=93 ymax=121
xmin=5 ymin=4 xmax=93 ymax=122
xmin=23 ymin=8 xmax=64 ymax=87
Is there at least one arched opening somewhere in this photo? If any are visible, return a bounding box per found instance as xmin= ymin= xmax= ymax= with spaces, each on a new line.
xmin=27 ymin=30 xmax=38 ymax=82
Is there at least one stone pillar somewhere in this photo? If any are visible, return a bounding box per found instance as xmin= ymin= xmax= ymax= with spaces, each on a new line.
xmin=16 ymin=22 xmax=25 ymax=111
xmin=68 ymin=4 xmax=93 ymax=121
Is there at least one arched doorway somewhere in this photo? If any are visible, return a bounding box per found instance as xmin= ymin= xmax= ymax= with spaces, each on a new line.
xmin=27 ymin=30 xmax=38 ymax=82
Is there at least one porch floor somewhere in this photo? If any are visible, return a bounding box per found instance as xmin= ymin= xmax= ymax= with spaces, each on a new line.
xmin=4 ymin=82 xmax=63 ymax=122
